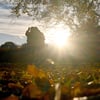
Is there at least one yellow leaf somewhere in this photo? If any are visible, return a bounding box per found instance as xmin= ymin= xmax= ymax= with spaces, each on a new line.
xmin=38 ymin=69 xmax=47 ymax=78
xmin=22 ymin=83 xmax=43 ymax=99
xmin=27 ymin=65 xmax=39 ymax=78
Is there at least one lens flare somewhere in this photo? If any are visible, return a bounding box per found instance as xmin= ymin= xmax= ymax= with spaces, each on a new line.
xmin=45 ymin=23 xmax=71 ymax=49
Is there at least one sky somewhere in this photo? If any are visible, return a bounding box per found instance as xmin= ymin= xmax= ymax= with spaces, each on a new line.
xmin=0 ymin=1 xmax=72 ymax=46
xmin=0 ymin=1 xmax=43 ymax=45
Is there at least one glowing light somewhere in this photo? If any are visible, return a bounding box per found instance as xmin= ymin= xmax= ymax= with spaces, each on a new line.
xmin=53 ymin=28 xmax=70 ymax=48
xmin=73 ymin=97 xmax=87 ymax=100
xmin=45 ymin=23 xmax=71 ymax=49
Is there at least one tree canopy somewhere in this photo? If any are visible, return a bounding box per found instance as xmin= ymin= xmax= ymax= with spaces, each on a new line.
xmin=25 ymin=27 xmax=45 ymax=47
xmin=0 ymin=42 xmax=17 ymax=49
xmin=5 ymin=0 xmax=100 ymax=34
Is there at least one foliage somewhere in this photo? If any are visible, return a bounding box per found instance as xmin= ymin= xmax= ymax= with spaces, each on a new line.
xmin=0 ymin=42 xmax=17 ymax=49
xmin=0 ymin=64 xmax=100 ymax=100
xmin=25 ymin=27 xmax=45 ymax=47
xmin=5 ymin=0 xmax=100 ymax=33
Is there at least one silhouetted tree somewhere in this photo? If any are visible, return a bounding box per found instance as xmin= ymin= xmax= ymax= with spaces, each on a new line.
xmin=25 ymin=27 xmax=45 ymax=48
xmin=0 ymin=42 xmax=15 ymax=62
xmin=0 ymin=42 xmax=17 ymax=50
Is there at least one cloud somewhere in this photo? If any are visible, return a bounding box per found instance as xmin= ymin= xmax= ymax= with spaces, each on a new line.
xmin=0 ymin=33 xmax=26 ymax=45
xmin=0 ymin=1 xmax=51 ymax=44
xmin=0 ymin=1 xmax=12 ymax=9
xmin=0 ymin=2 xmax=34 ymax=36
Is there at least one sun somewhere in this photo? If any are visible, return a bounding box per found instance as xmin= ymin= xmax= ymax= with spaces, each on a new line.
xmin=45 ymin=24 xmax=71 ymax=48
xmin=53 ymin=28 xmax=70 ymax=48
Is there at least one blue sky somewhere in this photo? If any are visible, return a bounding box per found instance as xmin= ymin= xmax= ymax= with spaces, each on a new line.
xmin=0 ymin=1 xmax=73 ymax=46
xmin=0 ymin=1 xmax=39 ymax=45
xmin=0 ymin=2 xmax=54 ymax=45
xmin=0 ymin=1 xmax=54 ymax=45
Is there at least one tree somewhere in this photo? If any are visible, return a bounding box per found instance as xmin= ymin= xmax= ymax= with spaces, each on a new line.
xmin=5 ymin=0 xmax=100 ymax=35
xmin=0 ymin=42 xmax=17 ymax=49
xmin=25 ymin=27 xmax=45 ymax=48
xmin=23 ymin=27 xmax=46 ymax=65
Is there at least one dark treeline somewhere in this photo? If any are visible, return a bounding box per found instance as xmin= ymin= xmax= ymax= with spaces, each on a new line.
xmin=0 ymin=27 xmax=100 ymax=66
xmin=0 ymin=27 xmax=48 ymax=66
